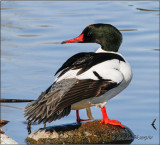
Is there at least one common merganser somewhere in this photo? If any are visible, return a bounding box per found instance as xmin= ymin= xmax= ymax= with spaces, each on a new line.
xmin=24 ymin=24 xmax=132 ymax=128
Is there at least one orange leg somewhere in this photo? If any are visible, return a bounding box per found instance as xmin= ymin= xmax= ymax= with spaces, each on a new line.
xmin=100 ymin=107 xmax=125 ymax=128
xmin=76 ymin=110 xmax=95 ymax=123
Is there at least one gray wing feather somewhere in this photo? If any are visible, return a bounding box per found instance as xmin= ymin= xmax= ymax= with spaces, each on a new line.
xmin=24 ymin=79 xmax=77 ymax=124
xmin=24 ymin=77 xmax=118 ymax=124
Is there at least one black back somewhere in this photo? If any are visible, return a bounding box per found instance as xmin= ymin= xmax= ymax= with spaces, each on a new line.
xmin=55 ymin=52 xmax=125 ymax=76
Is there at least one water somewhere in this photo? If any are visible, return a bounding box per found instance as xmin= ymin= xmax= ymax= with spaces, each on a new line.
xmin=1 ymin=1 xmax=159 ymax=144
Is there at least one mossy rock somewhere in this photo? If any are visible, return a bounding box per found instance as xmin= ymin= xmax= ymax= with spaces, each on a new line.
xmin=25 ymin=120 xmax=134 ymax=144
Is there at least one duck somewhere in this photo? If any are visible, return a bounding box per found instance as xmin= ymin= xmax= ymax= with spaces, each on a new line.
xmin=24 ymin=23 xmax=132 ymax=128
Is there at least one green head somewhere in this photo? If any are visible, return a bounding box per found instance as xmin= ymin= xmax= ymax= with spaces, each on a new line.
xmin=62 ymin=23 xmax=122 ymax=52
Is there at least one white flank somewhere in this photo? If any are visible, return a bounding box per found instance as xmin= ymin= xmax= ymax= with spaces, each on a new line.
xmin=55 ymin=47 xmax=132 ymax=110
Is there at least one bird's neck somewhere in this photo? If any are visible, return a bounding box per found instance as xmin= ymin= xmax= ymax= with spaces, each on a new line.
xmin=96 ymin=47 xmax=107 ymax=53
xmin=96 ymin=47 xmax=118 ymax=53
xmin=96 ymin=45 xmax=119 ymax=53
xmin=96 ymin=47 xmax=120 ymax=55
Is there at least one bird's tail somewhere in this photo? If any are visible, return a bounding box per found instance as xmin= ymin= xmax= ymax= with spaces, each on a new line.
xmin=24 ymin=90 xmax=71 ymax=124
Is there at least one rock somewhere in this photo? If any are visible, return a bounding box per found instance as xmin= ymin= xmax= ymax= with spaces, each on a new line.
xmin=0 ymin=134 xmax=19 ymax=144
xmin=26 ymin=120 xmax=134 ymax=144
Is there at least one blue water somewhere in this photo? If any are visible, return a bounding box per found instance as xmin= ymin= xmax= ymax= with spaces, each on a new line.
xmin=1 ymin=1 xmax=159 ymax=144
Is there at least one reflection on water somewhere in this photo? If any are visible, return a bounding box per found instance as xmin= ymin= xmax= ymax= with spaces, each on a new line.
xmin=37 ymin=24 xmax=53 ymax=28
xmin=153 ymin=49 xmax=160 ymax=51
xmin=136 ymin=8 xmax=160 ymax=12
xmin=18 ymin=34 xmax=40 ymax=37
xmin=42 ymin=41 xmax=62 ymax=45
xmin=1 ymin=104 xmax=24 ymax=110
xmin=1 ymin=1 xmax=159 ymax=144
xmin=120 ymin=29 xmax=137 ymax=31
